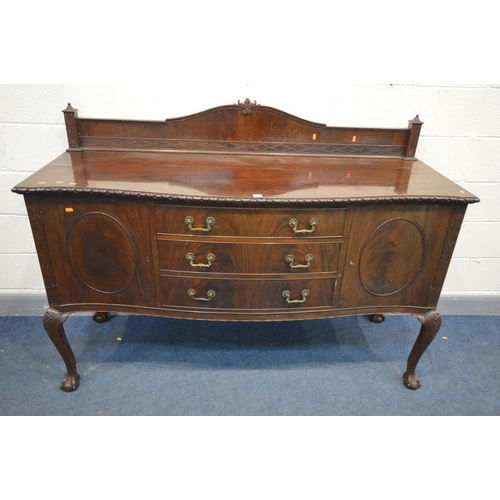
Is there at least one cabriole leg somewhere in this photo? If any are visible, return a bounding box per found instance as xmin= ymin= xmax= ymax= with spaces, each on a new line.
xmin=43 ymin=307 xmax=80 ymax=392
xmin=404 ymin=310 xmax=442 ymax=390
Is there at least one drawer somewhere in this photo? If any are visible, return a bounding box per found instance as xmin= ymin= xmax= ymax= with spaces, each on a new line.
xmin=155 ymin=205 xmax=346 ymax=238
xmin=157 ymin=239 xmax=341 ymax=274
xmin=160 ymin=276 xmax=336 ymax=309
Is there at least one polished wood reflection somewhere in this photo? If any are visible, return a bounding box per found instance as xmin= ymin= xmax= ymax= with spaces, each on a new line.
xmin=14 ymin=151 xmax=476 ymax=204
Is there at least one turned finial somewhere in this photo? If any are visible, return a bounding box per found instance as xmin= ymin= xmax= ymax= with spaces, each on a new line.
xmin=63 ymin=103 xmax=78 ymax=114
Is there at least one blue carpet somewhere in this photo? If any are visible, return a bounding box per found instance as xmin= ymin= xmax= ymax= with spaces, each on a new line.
xmin=0 ymin=314 xmax=499 ymax=415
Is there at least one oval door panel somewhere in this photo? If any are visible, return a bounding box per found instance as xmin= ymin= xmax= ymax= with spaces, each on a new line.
xmin=359 ymin=218 xmax=424 ymax=296
xmin=67 ymin=213 xmax=137 ymax=294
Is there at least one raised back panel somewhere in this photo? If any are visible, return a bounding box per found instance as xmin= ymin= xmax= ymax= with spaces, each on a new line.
xmin=63 ymin=99 xmax=422 ymax=158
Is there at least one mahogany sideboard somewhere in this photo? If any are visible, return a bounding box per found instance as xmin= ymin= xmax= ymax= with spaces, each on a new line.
xmin=12 ymin=99 xmax=479 ymax=392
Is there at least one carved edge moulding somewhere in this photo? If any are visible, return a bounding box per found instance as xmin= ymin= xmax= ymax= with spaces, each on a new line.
xmin=12 ymin=188 xmax=479 ymax=206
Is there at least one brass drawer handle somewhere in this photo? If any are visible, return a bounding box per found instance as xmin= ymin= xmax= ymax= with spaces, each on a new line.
xmin=186 ymin=252 xmax=216 ymax=268
xmin=282 ymin=289 xmax=310 ymax=303
xmin=185 ymin=216 xmax=216 ymax=232
xmin=187 ymin=289 xmax=216 ymax=301
xmin=285 ymin=254 xmax=314 ymax=269
xmin=289 ymin=218 xmax=319 ymax=234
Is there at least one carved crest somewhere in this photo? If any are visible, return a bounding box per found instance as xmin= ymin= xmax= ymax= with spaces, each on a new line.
xmin=236 ymin=98 xmax=259 ymax=115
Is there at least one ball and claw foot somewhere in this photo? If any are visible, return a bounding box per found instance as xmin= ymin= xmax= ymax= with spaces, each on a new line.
xmin=371 ymin=314 xmax=385 ymax=323
xmin=93 ymin=312 xmax=110 ymax=323
xmin=403 ymin=371 xmax=421 ymax=390
xmin=61 ymin=372 xmax=80 ymax=392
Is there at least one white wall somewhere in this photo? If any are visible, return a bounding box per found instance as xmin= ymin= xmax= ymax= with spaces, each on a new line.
xmin=1 ymin=83 xmax=499 ymax=308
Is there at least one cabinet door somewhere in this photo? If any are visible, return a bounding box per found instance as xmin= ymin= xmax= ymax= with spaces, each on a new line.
xmin=339 ymin=204 xmax=456 ymax=309
xmin=38 ymin=196 xmax=155 ymax=307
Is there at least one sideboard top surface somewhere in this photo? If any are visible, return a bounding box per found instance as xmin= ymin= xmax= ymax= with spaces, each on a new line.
xmin=13 ymin=151 xmax=478 ymax=205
